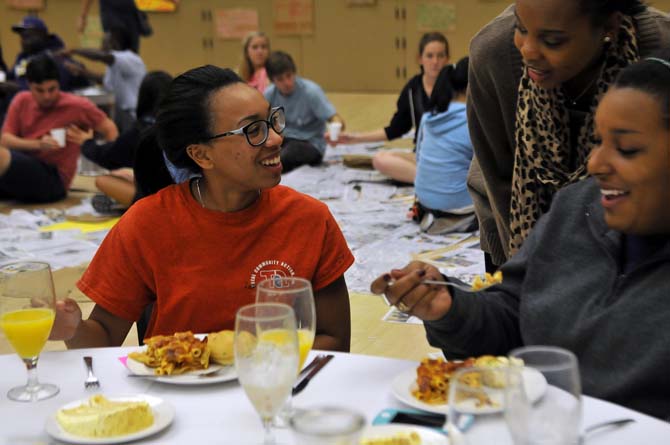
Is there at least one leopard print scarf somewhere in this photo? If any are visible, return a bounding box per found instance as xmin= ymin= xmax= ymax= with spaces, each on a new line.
xmin=509 ymin=16 xmax=639 ymax=256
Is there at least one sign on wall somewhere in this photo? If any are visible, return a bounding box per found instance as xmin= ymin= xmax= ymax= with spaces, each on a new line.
xmin=273 ymin=0 xmax=313 ymax=36
xmin=135 ymin=0 xmax=177 ymax=12
xmin=215 ymin=9 xmax=259 ymax=39
xmin=7 ymin=0 xmax=45 ymax=10
xmin=416 ymin=1 xmax=456 ymax=32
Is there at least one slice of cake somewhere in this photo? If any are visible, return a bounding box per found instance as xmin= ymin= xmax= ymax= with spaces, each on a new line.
xmin=57 ymin=395 xmax=154 ymax=437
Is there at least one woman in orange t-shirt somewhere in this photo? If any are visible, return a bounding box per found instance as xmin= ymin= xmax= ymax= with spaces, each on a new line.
xmin=50 ymin=65 xmax=354 ymax=352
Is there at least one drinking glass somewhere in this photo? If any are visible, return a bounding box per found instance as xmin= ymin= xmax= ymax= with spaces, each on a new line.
xmin=256 ymin=276 xmax=315 ymax=422
xmin=234 ymin=302 xmax=299 ymax=445
xmin=289 ymin=406 xmax=366 ymax=445
xmin=446 ymin=366 xmax=506 ymax=444
xmin=504 ymin=346 xmax=582 ymax=445
xmin=0 ymin=261 xmax=59 ymax=402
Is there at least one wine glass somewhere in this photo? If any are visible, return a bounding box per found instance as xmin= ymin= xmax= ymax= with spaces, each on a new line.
xmin=446 ymin=366 xmax=504 ymax=445
xmin=234 ymin=302 xmax=299 ymax=445
xmin=504 ymin=346 xmax=582 ymax=445
xmin=0 ymin=261 xmax=60 ymax=402
xmin=256 ymin=276 xmax=316 ymax=422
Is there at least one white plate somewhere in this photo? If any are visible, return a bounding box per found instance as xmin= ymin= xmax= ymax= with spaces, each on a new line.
xmin=360 ymin=424 xmax=448 ymax=445
xmin=125 ymin=355 xmax=237 ymax=385
xmin=45 ymin=394 xmax=175 ymax=444
xmin=391 ymin=366 xmax=547 ymax=415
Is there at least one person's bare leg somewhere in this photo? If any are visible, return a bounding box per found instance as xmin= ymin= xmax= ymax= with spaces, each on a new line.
xmin=94 ymin=175 xmax=135 ymax=207
xmin=371 ymin=151 xmax=416 ymax=184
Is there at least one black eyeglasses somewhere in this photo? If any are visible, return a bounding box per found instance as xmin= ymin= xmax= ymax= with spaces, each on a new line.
xmin=205 ymin=107 xmax=285 ymax=147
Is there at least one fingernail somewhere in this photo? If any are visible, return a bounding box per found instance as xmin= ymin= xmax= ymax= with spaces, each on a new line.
xmin=417 ymin=269 xmax=426 ymax=277
xmin=382 ymin=273 xmax=392 ymax=282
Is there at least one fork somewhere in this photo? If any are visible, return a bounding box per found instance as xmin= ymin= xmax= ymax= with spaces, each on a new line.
xmin=83 ymin=356 xmax=100 ymax=389
xmin=579 ymin=418 xmax=635 ymax=444
xmin=421 ymin=279 xmax=497 ymax=293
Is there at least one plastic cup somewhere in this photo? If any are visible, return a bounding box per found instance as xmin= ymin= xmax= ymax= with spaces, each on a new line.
xmin=50 ymin=128 xmax=66 ymax=148
xmin=328 ymin=122 xmax=342 ymax=142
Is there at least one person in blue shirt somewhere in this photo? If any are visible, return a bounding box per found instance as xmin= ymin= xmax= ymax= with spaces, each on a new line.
xmin=413 ymin=57 xmax=475 ymax=234
xmin=264 ymin=51 xmax=344 ymax=172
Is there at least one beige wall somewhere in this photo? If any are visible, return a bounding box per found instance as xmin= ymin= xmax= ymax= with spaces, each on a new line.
xmin=1 ymin=0 xmax=669 ymax=92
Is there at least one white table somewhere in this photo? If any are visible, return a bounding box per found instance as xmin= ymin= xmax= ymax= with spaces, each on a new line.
xmin=0 ymin=348 xmax=668 ymax=444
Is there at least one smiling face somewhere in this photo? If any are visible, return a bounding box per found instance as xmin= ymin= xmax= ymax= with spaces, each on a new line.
xmin=513 ymin=0 xmax=609 ymax=90
xmin=198 ymin=83 xmax=283 ymax=193
xmin=588 ymin=87 xmax=670 ymax=235
xmin=419 ymin=41 xmax=448 ymax=80
xmin=247 ymin=35 xmax=270 ymax=70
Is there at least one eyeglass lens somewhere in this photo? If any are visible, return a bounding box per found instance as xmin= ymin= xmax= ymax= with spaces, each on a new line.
xmin=246 ymin=109 xmax=286 ymax=146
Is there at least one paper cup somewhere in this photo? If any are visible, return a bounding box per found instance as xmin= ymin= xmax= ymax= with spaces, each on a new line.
xmin=50 ymin=128 xmax=66 ymax=148
xmin=328 ymin=122 xmax=342 ymax=142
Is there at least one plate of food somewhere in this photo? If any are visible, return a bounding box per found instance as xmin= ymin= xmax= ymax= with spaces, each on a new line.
xmin=45 ymin=394 xmax=175 ymax=444
xmin=391 ymin=356 xmax=547 ymax=415
xmin=124 ymin=330 xmax=238 ymax=385
xmin=359 ymin=424 xmax=447 ymax=445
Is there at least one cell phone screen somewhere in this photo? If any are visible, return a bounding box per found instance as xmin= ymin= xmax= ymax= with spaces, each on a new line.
xmin=390 ymin=412 xmax=446 ymax=428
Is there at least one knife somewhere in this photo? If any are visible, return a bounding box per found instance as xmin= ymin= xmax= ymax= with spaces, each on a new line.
xmin=292 ymin=354 xmax=334 ymax=396
xmin=299 ymin=354 xmax=325 ymax=378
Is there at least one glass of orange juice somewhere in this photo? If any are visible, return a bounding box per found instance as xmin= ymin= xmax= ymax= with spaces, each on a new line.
xmin=256 ymin=277 xmax=315 ymax=424
xmin=0 ymin=261 xmax=59 ymax=402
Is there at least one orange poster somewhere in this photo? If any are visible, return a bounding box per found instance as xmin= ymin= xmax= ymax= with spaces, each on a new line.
xmin=273 ymin=0 xmax=314 ymax=36
xmin=215 ymin=9 xmax=259 ymax=40
xmin=135 ymin=0 xmax=177 ymax=12
xmin=7 ymin=0 xmax=45 ymax=10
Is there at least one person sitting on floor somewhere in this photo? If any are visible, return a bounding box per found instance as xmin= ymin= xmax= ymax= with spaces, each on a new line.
xmin=50 ymin=65 xmax=353 ymax=353
xmin=64 ymin=26 xmax=147 ymax=133
xmin=412 ymin=57 xmax=476 ymax=235
xmin=370 ymin=55 xmax=670 ymax=420
xmin=331 ymin=32 xmax=450 ymax=184
xmin=0 ymin=55 xmax=117 ymax=203
xmin=264 ymin=51 xmax=345 ymax=173
xmin=239 ymin=31 xmax=270 ymax=93
xmin=67 ymin=70 xmax=173 ymax=212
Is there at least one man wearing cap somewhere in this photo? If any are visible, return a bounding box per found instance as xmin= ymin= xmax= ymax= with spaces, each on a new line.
xmin=0 ymin=55 xmax=117 ymax=203
xmin=9 ymin=16 xmax=90 ymax=91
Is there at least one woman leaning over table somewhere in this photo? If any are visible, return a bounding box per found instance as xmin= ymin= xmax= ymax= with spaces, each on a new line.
xmin=50 ymin=65 xmax=354 ymax=352
xmin=239 ymin=31 xmax=270 ymax=93
xmin=468 ymin=0 xmax=670 ymax=269
xmin=372 ymin=55 xmax=670 ymax=420
xmin=330 ymin=32 xmax=449 ymax=184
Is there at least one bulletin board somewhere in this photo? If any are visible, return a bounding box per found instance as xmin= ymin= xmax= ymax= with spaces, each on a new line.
xmin=416 ymin=1 xmax=456 ymax=32
xmin=7 ymin=0 xmax=45 ymax=10
xmin=215 ymin=9 xmax=259 ymax=39
xmin=273 ymin=0 xmax=314 ymax=36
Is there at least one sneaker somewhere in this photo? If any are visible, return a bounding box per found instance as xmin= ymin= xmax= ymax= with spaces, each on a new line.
xmin=91 ymin=194 xmax=126 ymax=215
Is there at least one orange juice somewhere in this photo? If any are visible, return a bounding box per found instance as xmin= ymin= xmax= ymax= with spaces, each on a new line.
xmin=297 ymin=329 xmax=314 ymax=370
xmin=0 ymin=308 xmax=55 ymax=358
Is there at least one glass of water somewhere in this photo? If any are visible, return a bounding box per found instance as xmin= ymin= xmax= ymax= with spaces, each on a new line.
xmin=289 ymin=406 xmax=366 ymax=445
xmin=504 ymin=346 xmax=582 ymax=445
xmin=234 ymin=302 xmax=299 ymax=445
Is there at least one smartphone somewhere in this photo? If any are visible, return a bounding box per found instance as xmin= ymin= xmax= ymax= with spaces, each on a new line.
xmin=372 ymin=408 xmax=474 ymax=432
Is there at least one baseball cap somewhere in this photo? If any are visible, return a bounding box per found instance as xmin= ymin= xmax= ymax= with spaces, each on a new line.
xmin=11 ymin=16 xmax=48 ymax=33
